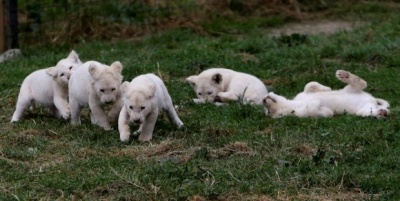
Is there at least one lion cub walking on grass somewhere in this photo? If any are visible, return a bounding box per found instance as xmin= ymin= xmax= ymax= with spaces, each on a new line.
xmin=186 ymin=68 xmax=268 ymax=105
xmin=118 ymin=74 xmax=184 ymax=142
xmin=263 ymin=70 xmax=390 ymax=118
xmin=11 ymin=50 xmax=82 ymax=122
xmin=69 ymin=61 xmax=123 ymax=130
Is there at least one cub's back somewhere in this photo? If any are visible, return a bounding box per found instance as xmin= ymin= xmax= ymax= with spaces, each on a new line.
xmin=69 ymin=61 xmax=102 ymax=102
xmin=23 ymin=68 xmax=55 ymax=105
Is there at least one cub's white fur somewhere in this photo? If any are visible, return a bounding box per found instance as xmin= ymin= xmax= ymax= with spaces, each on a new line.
xmin=264 ymin=70 xmax=390 ymax=118
xmin=69 ymin=61 xmax=123 ymax=130
xmin=118 ymin=74 xmax=183 ymax=142
xmin=186 ymin=68 xmax=268 ymax=105
xmin=11 ymin=50 xmax=82 ymax=122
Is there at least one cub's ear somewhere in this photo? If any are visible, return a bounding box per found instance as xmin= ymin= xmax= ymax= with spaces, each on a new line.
xmin=121 ymin=81 xmax=130 ymax=95
xmin=88 ymin=63 xmax=100 ymax=79
xmin=110 ymin=61 xmax=123 ymax=74
xmin=68 ymin=50 xmax=81 ymax=64
xmin=186 ymin=75 xmax=197 ymax=87
xmin=146 ymin=83 xmax=156 ymax=99
xmin=45 ymin=67 xmax=57 ymax=77
xmin=212 ymin=73 xmax=222 ymax=84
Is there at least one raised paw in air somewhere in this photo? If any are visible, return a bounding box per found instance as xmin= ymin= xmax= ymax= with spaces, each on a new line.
xmin=336 ymin=70 xmax=350 ymax=80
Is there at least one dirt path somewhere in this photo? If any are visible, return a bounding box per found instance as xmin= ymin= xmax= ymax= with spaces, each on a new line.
xmin=268 ymin=20 xmax=366 ymax=36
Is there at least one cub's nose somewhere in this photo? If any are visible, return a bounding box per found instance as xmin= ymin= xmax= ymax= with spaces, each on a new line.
xmin=378 ymin=109 xmax=388 ymax=117
xmin=105 ymin=101 xmax=113 ymax=104
xmin=133 ymin=119 xmax=142 ymax=124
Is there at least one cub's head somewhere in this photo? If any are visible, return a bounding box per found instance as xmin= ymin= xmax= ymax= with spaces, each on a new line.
xmin=263 ymin=92 xmax=293 ymax=118
xmin=186 ymin=73 xmax=224 ymax=103
xmin=89 ymin=61 xmax=123 ymax=104
xmin=121 ymin=81 xmax=155 ymax=124
xmin=46 ymin=50 xmax=82 ymax=86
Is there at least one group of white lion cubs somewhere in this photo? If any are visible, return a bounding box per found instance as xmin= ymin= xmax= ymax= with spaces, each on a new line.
xmin=11 ymin=50 xmax=390 ymax=142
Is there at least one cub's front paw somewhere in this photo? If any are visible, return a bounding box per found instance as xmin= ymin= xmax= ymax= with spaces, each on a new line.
xmin=193 ymin=99 xmax=203 ymax=104
xmin=120 ymin=132 xmax=131 ymax=143
xmin=60 ymin=106 xmax=71 ymax=120
xmin=214 ymin=102 xmax=227 ymax=106
xmin=138 ymin=133 xmax=152 ymax=142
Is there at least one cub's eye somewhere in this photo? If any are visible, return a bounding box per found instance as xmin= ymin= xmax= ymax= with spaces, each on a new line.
xmin=69 ymin=66 xmax=73 ymax=70
xmin=60 ymin=73 xmax=64 ymax=77
xmin=129 ymin=106 xmax=133 ymax=110
xmin=100 ymin=89 xmax=105 ymax=93
xmin=198 ymin=92 xmax=202 ymax=96
xmin=111 ymin=88 xmax=116 ymax=92
xmin=207 ymin=91 xmax=212 ymax=95
xmin=140 ymin=106 xmax=145 ymax=111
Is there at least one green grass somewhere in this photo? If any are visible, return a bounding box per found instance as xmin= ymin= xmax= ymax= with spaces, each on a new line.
xmin=1 ymin=3 xmax=400 ymax=200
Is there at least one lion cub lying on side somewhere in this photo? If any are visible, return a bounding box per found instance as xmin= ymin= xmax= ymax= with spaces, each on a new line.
xmin=118 ymin=74 xmax=184 ymax=142
xmin=11 ymin=50 xmax=82 ymax=122
xmin=263 ymin=70 xmax=390 ymax=118
xmin=186 ymin=68 xmax=268 ymax=105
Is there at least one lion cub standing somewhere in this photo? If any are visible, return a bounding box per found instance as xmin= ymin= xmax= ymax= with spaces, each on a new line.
xmin=11 ymin=50 xmax=82 ymax=122
xmin=118 ymin=74 xmax=184 ymax=142
xmin=186 ymin=68 xmax=268 ymax=105
xmin=69 ymin=61 xmax=123 ymax=130
xmin=263 ymin=70 xmax=390 ymax=118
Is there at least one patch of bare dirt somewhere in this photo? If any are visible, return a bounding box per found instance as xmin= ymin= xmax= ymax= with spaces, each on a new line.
xmin=294 ymin=143 xmax=316 ymax=158
xmin=110 ymin=140 xmax=258 ymax=163
xmin=236 ymin=52 xmax=260 ymax=63
xmin=280 ymin=188 xmax=379 ymax=201
xmin=210 ymin=141 xmax=256 ymax=159
xmin=111 ymin=139 xmax=201 ymax=163
xmin=268 ymin=20 xmax=366 ymax=36
xmin=193 ymin=188 xmax=379 ymax=201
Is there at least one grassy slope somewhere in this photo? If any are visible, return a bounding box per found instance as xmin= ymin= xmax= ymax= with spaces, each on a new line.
xmin=1 ymin=2 xmax=400 ymax=200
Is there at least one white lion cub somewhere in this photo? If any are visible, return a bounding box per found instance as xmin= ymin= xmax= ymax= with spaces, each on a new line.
xmin=11 ymin=50 xmax=82 ymax=122
xmin=69 ymin=61 xmax=123 ymax=130
xmin=263 ymin=70 xmax=390 ymax=118
xmin=186 ymin=68 xmax=268 ymax=105
xmin=118 ymin=74 xmax=184 ymax=142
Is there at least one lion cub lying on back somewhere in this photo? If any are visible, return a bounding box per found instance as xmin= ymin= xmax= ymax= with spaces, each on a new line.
xmin=264 ymin=70 xmax=390 ymax=118
xmin=186 ymin=68 xmax=268 ymax=105
xmin=118 ymin=74 xmax=183 ymax=142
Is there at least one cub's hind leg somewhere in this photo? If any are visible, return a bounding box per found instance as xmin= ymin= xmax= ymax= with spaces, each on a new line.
xmin=11 ymin=85 xmax=33 ymax=122
xmin=303 ymin=81 xmax=331 ymax=93
xmin=336 ymin=70 xmax=367 ymax=93
xmin=11 ymin=97 xmax=32 ymax=122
